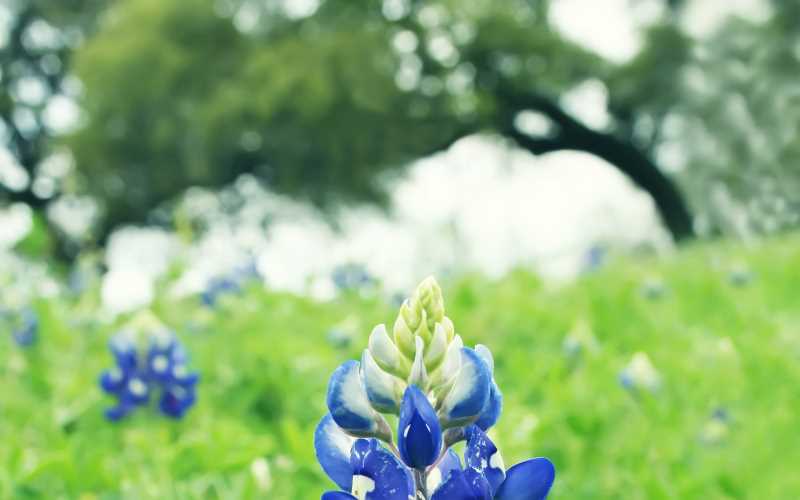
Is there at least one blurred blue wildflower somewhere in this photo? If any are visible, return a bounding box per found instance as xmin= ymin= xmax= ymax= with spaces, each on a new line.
xmin=619 ymin=352 xmax=661 ymax=393
xmin=327 ymin=327 xmax=354 ymax=349
xmin=582 ymin=244 xmax=607 ymax=273
xmin=640 ymin=277 xmax=667 ymax=301
xmin=315 ymin=277 xmax=554 ymax=499
xmin=201 ymin=276 xmax=241 ymax=307
xmin=2 ymin=306 xmax=38 ymax=347
xmin=728 ymin=263 xmax=753 ymax=287
xmin=562 ymin=320 xmax=599 ymax=359
xmin=200 ymin=261 xmax=260 ymax=307
xmin=9 ymin=307 xmax=38 ymax=347
xmin=332 ymin=263 xmax=375 ymax=293
xmin=327 ymin=317 xmax=360 ymax=349
xmin=99 ymin=329 xmax=199 ymax=421
xmin=700 ymin=407 xmax=732 ymax=445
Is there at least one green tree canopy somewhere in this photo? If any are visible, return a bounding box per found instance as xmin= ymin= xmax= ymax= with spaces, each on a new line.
xmin=66 ymin=0 xmax=700 ymax=241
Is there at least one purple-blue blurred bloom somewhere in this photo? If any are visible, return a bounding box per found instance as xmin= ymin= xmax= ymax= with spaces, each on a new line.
xmin=11 ymin=308 xmax=38 ymax=347
xmin=99 ymin=331 xmax=199 ymax=421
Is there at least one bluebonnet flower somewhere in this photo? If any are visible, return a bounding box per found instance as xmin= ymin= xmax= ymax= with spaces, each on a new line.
xmin=728 ymin=263 xmax=753 ymax=287
xmin=640 ymin=277 xmax=667 ymax=301
xmin=200 ymin=261 xmax=261 ymax=307
xmin=700 ymin=407 xmax=732 ymax=445
xmin=315 ymin=277 xmax=555 ymax=499
xmin=582 ymin=244 xmax=606 ymax=273
xmin=10 ymin=307 xmax=38 ymax=347
xmin=619 ymin=352 xmax=661 ymax=393
xmin=328 ymin=317 xmax=359 ymax=349
xmin=201 ymin=276 xmax=241 ymax=307
xmin=99 ymin=328 xmax=199 ymax=421
xmin=561 ymin=320 xmax=599 ymax=359
xmin=332 ymin=263 xmax=375 ymax=293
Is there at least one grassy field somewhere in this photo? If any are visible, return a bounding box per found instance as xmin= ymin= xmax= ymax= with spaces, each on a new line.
xmin=2 ymin=236 xmax=800 ymax=499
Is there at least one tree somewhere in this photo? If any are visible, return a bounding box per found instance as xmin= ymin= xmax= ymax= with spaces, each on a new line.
xmin=67 ymin=0 xmax=699 ymax=242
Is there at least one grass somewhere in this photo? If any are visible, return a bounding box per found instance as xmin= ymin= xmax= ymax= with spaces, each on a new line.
xmin=2 ymin=235 xmax=800 ymax=499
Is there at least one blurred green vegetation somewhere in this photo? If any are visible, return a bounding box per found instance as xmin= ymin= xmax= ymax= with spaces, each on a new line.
xmin=3 ymin=236 xmax=800 ymax=498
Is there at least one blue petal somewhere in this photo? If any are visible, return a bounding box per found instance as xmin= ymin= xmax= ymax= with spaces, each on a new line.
xmin=12 ymin=309 xmax=37 ymax=346
xmin=439 ymin=348 xmax=491 ymax=427
xmin=314 ymin=414 xmax=355 ymax=491
xmin=464 ymin=425 xmax=505 ymax=494
xmin=171 ymin=365 xmax=200 ymax=388
xmin=494 ymin=457 xmax=555 ymax=500
xmin=110 ymin=337 xmax=138 ymax=375
xmin=99 ymin=369 xmax=127 ymax=394
xmin=475 ymin=380 xmax=503 ymax=431
xmin=427 ymin=448 xmax=462 ymax=493
xmin=123 ymin=377 xmax=150 ymax=404
xmin=159 ymin=386 xmax=196 ymax=418
xmin=431 ymin=467 xmax=492 ymax=500
xmin=104 ymin=401 xmax=135 ymax=422
xmin=326 ymin=360 xmax=378 ymax=435
xmin=350 ymin=439 xmax=415 ymax=499
xmin=398 ymin=385 xmax=442 ymax=469
xmin=321 ymin=493 xmax=356 ymax=500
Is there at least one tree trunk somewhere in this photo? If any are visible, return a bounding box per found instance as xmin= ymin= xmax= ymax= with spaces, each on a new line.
xmin=496 ymin=88 xmax=694 ymax=242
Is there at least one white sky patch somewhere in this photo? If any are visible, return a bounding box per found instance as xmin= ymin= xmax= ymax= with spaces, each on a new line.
xmin=681 ymin=0 xmax=772 ymax=38
xmin=549 ymin=0 xmax=645 ymax=63
xmin=0 ymin=148 xmax=31 ymax=191
xmin=105 ymin=226 xmax=180 ymax=279
xmin=0 ymin=203 xmax=33 ymax=250
xmin=46 ymin=194 xmax=99 ymax=240
xmin=43 ymin=95 xmax=81 ymax=134
xmin=101 ymin=268 xmax=155 ymax=316
xmin=282 ymin=0 xmax=319 ymax=19
xmin=560 ymin=79 xmax=611 ymax=130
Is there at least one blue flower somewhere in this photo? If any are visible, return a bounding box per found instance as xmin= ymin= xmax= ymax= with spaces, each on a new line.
xmin=315 ymin=420 xmax=414 ymax=500
xmin=332 ymin=263 xmax=375 ymax=292
xmin=201 ymin=276 xmax=241 ymax=307
xmin=99 ymin=330 xmax=199 ymax=421
xmin=11 ymin=308 xmax=38 ymax=347
xmin=315 ymin=277 xmax=555 ymax=499
xmin=430 ymin=426 xmax=555 ymax=500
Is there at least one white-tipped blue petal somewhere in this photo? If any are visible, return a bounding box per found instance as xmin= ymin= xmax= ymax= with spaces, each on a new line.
xmin=350 ymin=439 xmax=416 ymax=499
xmin=326 ymin=360 xmax=379 ymax=436
xmin=407 ymin=336 xmax=428 ymax=388
xmin=368 ymin=324 xmax=408 ymax=377
xmin=314 ymin=414 xmax=356 ymax=491
xmin=494 ymin=457 xmax=555 ymax=500
xmin=438 ymin=347 xmax=491 ymax=428
xmin=426 ymin=448 xmax=461 ymax=493
xmin=465 ymin=425 xmax=506 ymax=494
xmin=361 ymin=350 xmax=403 ymax=414
xmin=474 ymin=344 xmax=494 ymax=374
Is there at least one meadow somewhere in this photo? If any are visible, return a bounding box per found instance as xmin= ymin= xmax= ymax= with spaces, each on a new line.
xmin=2 ymin=235 xmax=800 ymax=499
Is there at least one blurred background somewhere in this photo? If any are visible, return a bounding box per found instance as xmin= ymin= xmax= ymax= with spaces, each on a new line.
xmin=1 ymin=0 xmax=800 ymax=498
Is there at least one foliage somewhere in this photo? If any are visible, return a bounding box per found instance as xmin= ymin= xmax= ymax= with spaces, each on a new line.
xmin=69 ymin=0 xmax=685 ymax=238
xmin=2 ymin=235 xmax=800 ymax=498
